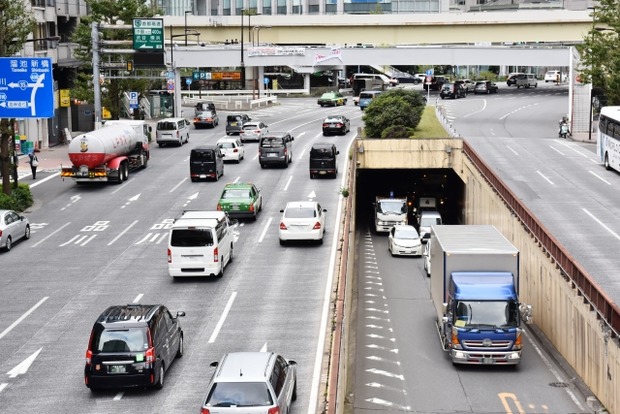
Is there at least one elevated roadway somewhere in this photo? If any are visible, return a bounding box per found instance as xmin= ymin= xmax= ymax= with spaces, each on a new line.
xmin=168 ymin=10 xmax=593 ymax=46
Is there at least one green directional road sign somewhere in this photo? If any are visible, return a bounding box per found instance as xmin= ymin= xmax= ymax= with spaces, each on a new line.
xmin=133 ymin=18 xmax=164 ymax=50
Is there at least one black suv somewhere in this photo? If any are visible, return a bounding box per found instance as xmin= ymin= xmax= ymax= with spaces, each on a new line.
xmin=440 ymin=83 xmax=466 ymax=99
xmin=424 ymin=76 xmax=447 ymax=91
xmin=84 ymin=304 xmax=185 ymax=391
xmin=226 ymin=114 xmax=251 ymax=135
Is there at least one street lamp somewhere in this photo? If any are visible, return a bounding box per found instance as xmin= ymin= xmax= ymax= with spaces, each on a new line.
xmin=253 ymin=25 xmax=272 ymax=47
xmin=169 ymin=27 xmax=200 ymax=117
xmin=240 ymin=9 xmax=246 ymax=91
xmin=184 ymin=10 xmax=192 ymax=46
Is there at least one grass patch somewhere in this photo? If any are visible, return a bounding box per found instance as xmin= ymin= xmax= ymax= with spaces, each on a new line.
xmin=413 ymin=105 xmax=451 ymax=138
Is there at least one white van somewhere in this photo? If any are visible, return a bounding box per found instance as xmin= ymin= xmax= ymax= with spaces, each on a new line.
xmin=418 ymin=210 xmax=442 ymax=242
xmin=167 ymin=211 xmax=235 ymax=278
xmin=156 ymin=117 xmax=190 ymax=147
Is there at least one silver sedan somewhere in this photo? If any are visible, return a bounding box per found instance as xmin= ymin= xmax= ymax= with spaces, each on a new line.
xmin=0 ymin=209 xmax=30 ymax=251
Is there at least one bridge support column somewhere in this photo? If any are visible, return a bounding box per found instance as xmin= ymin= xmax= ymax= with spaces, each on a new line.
xmin=304 ymin=73 xmax=311 ymax=95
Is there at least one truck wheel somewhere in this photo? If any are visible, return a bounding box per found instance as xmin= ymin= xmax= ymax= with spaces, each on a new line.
xmin=141 ymin=152 xmax=148 ymax=169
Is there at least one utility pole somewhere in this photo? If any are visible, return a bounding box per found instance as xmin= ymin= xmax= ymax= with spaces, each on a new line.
xmin=92 ymin=22 xmax=102 ymax=129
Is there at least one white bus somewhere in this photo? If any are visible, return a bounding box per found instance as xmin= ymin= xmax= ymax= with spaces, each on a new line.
xmin=597 ymin=106 xmax=620 ymax=172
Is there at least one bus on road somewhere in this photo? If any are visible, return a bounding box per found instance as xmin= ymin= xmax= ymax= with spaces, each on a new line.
xmin=597 ymin=106 xmax=620 ymax=172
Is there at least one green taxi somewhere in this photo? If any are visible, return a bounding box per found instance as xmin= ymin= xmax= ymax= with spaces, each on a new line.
xmin=317 ymin=92 xmax=347 ymax=107
xmin=216 ymin=182 xmax=263 ymax=220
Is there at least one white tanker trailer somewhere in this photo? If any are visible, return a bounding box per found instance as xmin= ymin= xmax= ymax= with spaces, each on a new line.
xmin=60 ymin=121 xmax=151 ymax=183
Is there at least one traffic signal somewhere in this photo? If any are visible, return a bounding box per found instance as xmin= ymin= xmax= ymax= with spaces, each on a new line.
xmin=126 ymin=60 xmax=134 ymax=71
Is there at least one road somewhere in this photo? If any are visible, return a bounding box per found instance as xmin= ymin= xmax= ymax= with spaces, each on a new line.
xmin=350 ymin=82 xmax=596 ymax=414
xmin=0 ymin=100 xmax=360 ymax=413
xmin=0 ymin=84 xmax=600 ymax=414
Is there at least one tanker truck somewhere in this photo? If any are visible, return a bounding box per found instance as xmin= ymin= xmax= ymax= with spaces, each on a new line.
xmin=60 ymin=121 xmax=150 ymax=183
xmin=430 ymin=225 xmax=532 ymax=365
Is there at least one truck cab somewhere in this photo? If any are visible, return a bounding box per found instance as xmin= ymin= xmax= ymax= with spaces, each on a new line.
xmin=374 ymin=196 xmax=408 ymax=233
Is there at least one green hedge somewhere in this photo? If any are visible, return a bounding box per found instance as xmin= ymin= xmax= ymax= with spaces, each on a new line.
xmin=0 ymin=184 xmax=34 ymax=211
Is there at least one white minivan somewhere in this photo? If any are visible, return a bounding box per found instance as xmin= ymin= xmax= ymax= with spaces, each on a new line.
xmin=167 ymin=211 xmax=235 ymax=278
xmin=418 ymin=210 xmax=442 ymax=241
xmin=156 ymin=117 xmax=190 ymax=147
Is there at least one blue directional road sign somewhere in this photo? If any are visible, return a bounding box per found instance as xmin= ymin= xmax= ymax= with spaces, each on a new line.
xmin=0 ymin=57 xmax=54 ymax=119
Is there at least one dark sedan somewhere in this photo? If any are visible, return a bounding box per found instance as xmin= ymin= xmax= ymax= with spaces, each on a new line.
xmin=322 ymin=115 xmax=350 ymax=136
xmin=474 ymin=80 xmax=499 ymax=94
xmin=194 ymin=110 xmax=219 ymax=128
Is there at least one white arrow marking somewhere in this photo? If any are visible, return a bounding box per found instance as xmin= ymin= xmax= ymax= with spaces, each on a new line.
xmin=188 ymin=192 xmax=199 ymax=200
xmin=8 ymin=348 xmax=42 ymax=378
xmin=365 ymin=368 xmax=404 ymax=380
xmin=121 ymin=193 xmax=141 ymax=209
xmin=365 ymin=397 xmax=410 ymax=410
xmin=260 ymin=343 xmax=268 ymax=352
xmin=0 ymin=383 xmax=7 ymax=393
xmin=307 ymin=190 xmax=316 ymax=200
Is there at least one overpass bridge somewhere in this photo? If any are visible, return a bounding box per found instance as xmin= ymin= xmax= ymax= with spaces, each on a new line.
xmin=168 ymin=10 xmax=592 ymax=46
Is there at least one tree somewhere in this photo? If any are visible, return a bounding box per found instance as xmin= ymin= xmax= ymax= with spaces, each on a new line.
xmin=577 ymin=2 xmax=620 ymax=106
xmin=0 ymin=0 xmax=36 ymax=196
xmin=71 ymin=0 xmax=157 ymax=119
xmin=362 ymin=89 xmax=425 ymax=138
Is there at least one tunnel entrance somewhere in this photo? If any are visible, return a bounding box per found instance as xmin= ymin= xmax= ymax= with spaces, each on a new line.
xmin=355 ymin=168 xmax=465 ymax=232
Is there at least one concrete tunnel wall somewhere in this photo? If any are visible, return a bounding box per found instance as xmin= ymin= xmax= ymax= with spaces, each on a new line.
xmin=354 ymin=138 xmax=620 ymax=413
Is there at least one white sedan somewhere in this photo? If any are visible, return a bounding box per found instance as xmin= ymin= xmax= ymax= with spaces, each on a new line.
xmin=216 ymin=137 xmax=245 ymax=163
xmin=388 ymin=225 xmax=422 ymax=257
xmin=0 ymin=209 xmax=31 ymax=251
xmin=279 ymin=201 xmax=326 ymax=245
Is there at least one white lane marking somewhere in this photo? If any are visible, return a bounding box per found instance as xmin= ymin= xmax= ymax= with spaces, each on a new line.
xmin=283 ymin=175 xmax=293 ymax=192
xmin=549 ymin=145 xmax=565 ymax=155
xmin=8 ymin=348 xmax=43 ymax=378
xmin=208 ymin=292 xmax=237 ymax=343
xmin=366 ymin=355 xmax=399 ymax=365
xmin=365 ymin=368 xmax=404 ymax=380
xmin=588 ymin=170 xmax=612 ymax=185
xmin=583 ymin=208 xmax=620 ymax=240
xmin=133 ymin=294 xmax=144 ymax=303
xmin=365 ymin=397 xmax=410 ymax=410
xmin=113 ymin=392 xmax=124 ymax=401
xmin=260 ymin=343 xmax=268 ymax=352
xmin=536 ymin=170 xmax=554 ymax=185
xmin=258 ymin=217 xmax=273 ymax=243
xmin=505 ymin=146 xmax=519 ymax=156
xmin=29 ymin=172 xmax=60 ymax=188
xmin=307 ymin=133 xmax=351 ymax=414
xmin=298 ymin=148 xmax=306 ymax=161
xmin=111 ymin=178 xmax=136 ymax=194
xmin=0 ymin=297 xmax=48 ymax=340
xmin=31 ymin=222 xmax=71 ymax=247
xmin=463 ymin=99 xmax=487 ymax=118
xmin=366 ymin=344 xmax=398 ymax=353
xmin=107 ymin=220 xmax=138 ymax=246
xmin=170 ymin=177 xmax=187 ymax=193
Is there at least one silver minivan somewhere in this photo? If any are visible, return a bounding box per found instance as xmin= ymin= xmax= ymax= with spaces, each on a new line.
xmin=515 ymin=74 xmax=537 ymax=89
xmin=156 ymin=117 xmax=190 ymax=147
xmin=200 ymin=352 xmax=297 ymax=414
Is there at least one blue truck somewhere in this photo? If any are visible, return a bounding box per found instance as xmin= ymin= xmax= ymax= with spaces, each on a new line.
xmin=429 ymin=225 xmax=532 ymax=365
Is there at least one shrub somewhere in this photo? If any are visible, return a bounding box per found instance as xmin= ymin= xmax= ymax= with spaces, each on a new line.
xmin=0 ymin=184 xmax=33 ymax=211
xmin=381 ymin=125 xmax=415 ymax=139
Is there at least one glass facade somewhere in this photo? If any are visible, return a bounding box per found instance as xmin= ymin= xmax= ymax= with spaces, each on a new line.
xmin=163 ymin=0 xmax=445 ymax=15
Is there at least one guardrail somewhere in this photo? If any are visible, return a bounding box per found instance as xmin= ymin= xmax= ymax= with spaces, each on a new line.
xmin=182 ymin=94 xmax=279 ymax=111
